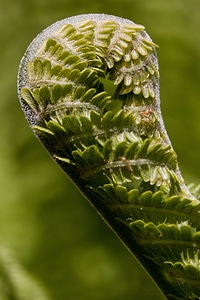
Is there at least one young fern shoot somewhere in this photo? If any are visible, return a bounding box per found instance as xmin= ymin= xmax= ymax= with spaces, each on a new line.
xmin=18 ymin=14 xmax=200 ymax=299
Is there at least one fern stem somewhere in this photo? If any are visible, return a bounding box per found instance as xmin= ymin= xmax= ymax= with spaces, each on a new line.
xmin=18 ymin=14 xmax=200 ymax=299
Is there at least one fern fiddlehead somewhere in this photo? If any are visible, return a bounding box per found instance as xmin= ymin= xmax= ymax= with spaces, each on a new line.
xmin=17 ymin=14 xmax=200 ymax=299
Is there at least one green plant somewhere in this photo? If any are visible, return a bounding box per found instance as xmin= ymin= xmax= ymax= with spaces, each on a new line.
xmin=17 ymin=14 xmax=200 ymax=299
xmin=0 ymin=245 xmax=50 ymax=300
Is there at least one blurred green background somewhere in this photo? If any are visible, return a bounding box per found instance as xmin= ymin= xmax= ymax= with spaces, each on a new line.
xmin=1 ymin=0 xmax=200 ymax=299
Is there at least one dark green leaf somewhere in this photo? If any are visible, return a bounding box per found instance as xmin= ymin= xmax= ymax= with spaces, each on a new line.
xmin=62 ymin=115 xmax=81 ymax=135
xmin=136 ymin=139 xmax=151 ymax=158
xmin=39 ymin=86 xmax=51 ymax=107
xmin=102 ymin=140 xmax=112 ymax=160
xmin=128 ymin=189 xmax=140 ymax=204
xmin=52 ymin=84 xmax=63 ymax=103
xmin=90 ymin=110 xmax=102 ymax=128
xmin=125 ymin=142 xmax=139 ymax=159
xmin=115 ymin=185 xmax=128 ymax=203
xmin=80 ymin=116 xmax=93 ymax=133
xmin=47 ymin=121 xmax=65 ymax=135
xmin=114 ymin=141 xmax=127 ymax=159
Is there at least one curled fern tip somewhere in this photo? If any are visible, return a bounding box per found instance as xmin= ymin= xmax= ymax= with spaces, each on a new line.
xmin=18 ymin=13 xmax=200 ymax=300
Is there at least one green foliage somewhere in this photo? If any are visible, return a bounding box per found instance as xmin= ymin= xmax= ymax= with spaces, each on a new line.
xmin=0 ymin=246 xmax=50 ymax=300
xmin=17 ymin=13 xmax=200 ymax=300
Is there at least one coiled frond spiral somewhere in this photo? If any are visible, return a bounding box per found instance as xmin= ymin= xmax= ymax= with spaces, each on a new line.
xmin=18 ymin=14 xmax=200 ymax=299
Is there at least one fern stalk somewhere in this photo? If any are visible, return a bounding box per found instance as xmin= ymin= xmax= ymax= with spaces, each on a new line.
xmin=18 ymin=14 xmax=200 ymax=299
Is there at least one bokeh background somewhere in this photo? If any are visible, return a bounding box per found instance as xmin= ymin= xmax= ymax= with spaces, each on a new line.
xmin=1 ymin=0 xmax=200 ymax=299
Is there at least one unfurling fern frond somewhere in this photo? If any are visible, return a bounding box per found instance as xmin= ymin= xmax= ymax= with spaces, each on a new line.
xmin=18 ymin=14 xmax=200 ymax=299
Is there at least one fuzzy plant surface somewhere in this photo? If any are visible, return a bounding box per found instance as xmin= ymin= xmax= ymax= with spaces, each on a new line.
xmin=17 ymin=13 xmax=200 ymax=300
